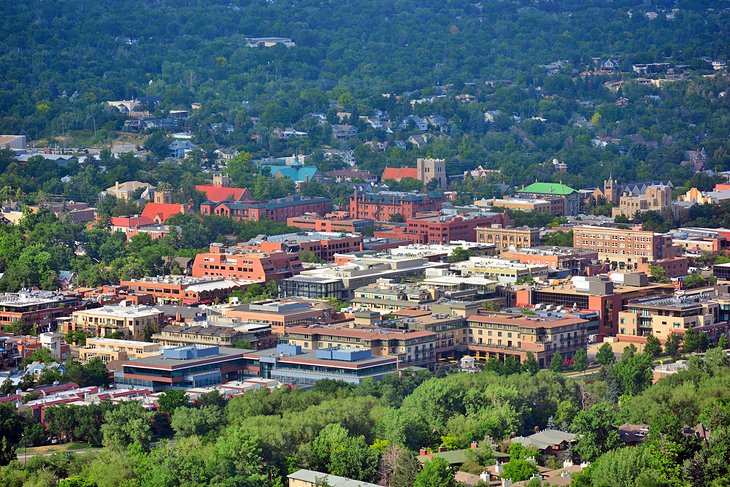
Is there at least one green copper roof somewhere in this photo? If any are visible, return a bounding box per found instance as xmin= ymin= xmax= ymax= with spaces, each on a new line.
xmin=518 ymin=182 xmax=576 ymax=195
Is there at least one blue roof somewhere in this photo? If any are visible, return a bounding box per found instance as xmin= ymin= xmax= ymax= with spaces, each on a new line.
xmin=269 ymin=165 xmax=319 ymax=182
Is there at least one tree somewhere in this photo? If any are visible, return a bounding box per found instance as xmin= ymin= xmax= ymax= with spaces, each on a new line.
xmin=541 ymin=230 xmax=573 ymax=247
xmin=611 ymin=351 xmax=653 ymax=396
xmin=101 ymin=402 xmax=152 ymax=451
xmin=664 ymin=333 xmax=682 ymax=359
xmin=447 ymin=247 xmax=475 ymax=263
xmin=683 ymin=327 xmax=709 ymax=354
xmin=718 ymin=333 xmax=728 ymax=350
xmin=414 ymin=457 xmax=457 ymax=487
xmin=389 ymin=213 xmax=405 ymax=223
xmin=171 ymin=405 xmax=223 ymax=438
xmin=596 ymin=342 xmax=616 ymax=367
xmin=570 ymin=402 xmax=622 ymax=462
xmin=0 ymin=402 xmax=25 ymax=465
xmin=157 ymin=389 xmax=189 ymax=414
xmin=299 ymin=249 xmax=322 ymax=263
xmin=549 ymin=353 xmax=563 ymax=373
xmin=644 ymin=334 xmax=662 ymax=357
xmin=648 ymin=264 xmax=670 ymax=283
xmin=501 ymin=459 xmax=538 ymax=481
xmin=522 ymin=352 xmax=539 ymax=375
xmin=378 ymin=444 xmax=419 ymax=487
xmin=572 ymin=348 xmax=588 ymax=372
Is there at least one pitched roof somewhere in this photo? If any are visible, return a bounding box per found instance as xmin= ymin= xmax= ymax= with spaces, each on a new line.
xmin=519 ymin=182 xmax=576 ymax=195
xmin=382 ymin=167 xmax=418 ymax=181
xmin=269 ymin=165 xmax=319 ymax=182
xmin=111 ymin=215 xmax=155 ymax=228
xmin=141 ymin=203 xmax=185 ymax=223
xmin=511 ymin=429 xmax=576 ymax=450
xmin=194 ymin=184 xmax=252 ymax=202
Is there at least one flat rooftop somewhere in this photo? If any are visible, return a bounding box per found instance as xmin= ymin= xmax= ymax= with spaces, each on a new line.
xmin=286 ymin=324 xmax=435 ymax=340
xmin=503 ymin=246 xmax=597 ymax=257
xmin=627 ymin=295 xmax=712 ymax=310
xmin=75 ymin=305 xmax=162 ymax=317
xmin=245 ymin=231 xmax=360 ymax=244
xmin=122 ymin=346 xmax=247 ymax=368
xmin=468 ymin=313 xmax=587 ymax=329
xmin=0 ymin=291 xmax=69 ymax=306
xmin=246 ymin=348 xmax=396 ymax=368
xmin=85 ymin=338 xmax=157 ymax=347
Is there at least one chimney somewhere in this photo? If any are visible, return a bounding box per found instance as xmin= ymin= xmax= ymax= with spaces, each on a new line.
xmin=419 ymin=448 xmax=427 ymax=456
xmin=471 ymin=441 xmax=479 ymax=449
xmin=437 ymin=446 xmax=447 ymax=453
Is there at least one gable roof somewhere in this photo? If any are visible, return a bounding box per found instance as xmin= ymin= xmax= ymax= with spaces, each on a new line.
xmin=141 ymin=203 xmax=185 ymax=223
xmin=519 ymin=182 xmax=576 ymax=195
xmin=511 ymin=429 xmax=576 ymax=450
xmin=268 ymin=165 xmax=319 ymax=182
xmin=195 ymin=185 xmax=252 ymax=203
xmin=111 ymin=215 xmax=155 ymax=228
xmin=382 ymin=167 xmax=418 ymax=181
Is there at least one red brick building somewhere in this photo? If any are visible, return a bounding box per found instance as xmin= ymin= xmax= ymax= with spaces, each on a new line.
xmin=120 ymin=276 xmax=251 ymax=305
xmin=240 ymin=232 xmax=363 ymax=262
xmin=192 ymin=243 xmax=303 ymax=281
xmin=287 ymin=212 xmax=374 ymax=234
xmin=200 ymin=195 xmax=330 ymax=222
xmin=349 ymin=191 xmax=443 ymax=222
xmin=374 ymin=211 xmax=510 ymax=244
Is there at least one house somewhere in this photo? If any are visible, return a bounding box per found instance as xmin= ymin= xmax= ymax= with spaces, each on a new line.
xmin=618 ymin=423 xmax=649 ymax=446
xmin=407 ymin=134 xmax=431 ymax=148
xmin=332 ymin=124 xmax=358 ymax=139
xmin=268 ymin=165 xmax=321 ymax=184
xmin=511 ymin=429 xmax=577 ymax=454
xmin=464 ymin=165 xmax=500 ymax=179
xmin=245 ymin=37 xmax=295 ymax=48
xmin=484 ymin=110 xmax=502 ymax=122
xmin=601 ymin=59 xmax=620 ymax=71
xmin=325 ymin=169 xmax=378 ymax=183
xmin=401 ymin=115 xmax=428 ymax=131
xmin=168 ymin=140 xmax=198 ymax=159
xmin=287 ymin=469 xmax=379 ymax=487
xmin=104 ymin=181 xmax=156 ymax=202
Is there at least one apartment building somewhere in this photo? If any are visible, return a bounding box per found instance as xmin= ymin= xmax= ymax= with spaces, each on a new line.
xmin=78 ymin=338 xmax=160 ymax=367
xmin=283 ymin=325 xmax=441 ymax=369
xmin=0 ymin=291 xmax=82 ymax=327
xmin=349 ymin=191 xmax=443 ymax=221
xmin=477 ymin=196 xmax=553 ymax=215
xmin=152 ymin=323 xmax=275 ymax=350
xmin=375 ymin=211 xmax=509 ymax=244
xmin=240 ymin=232 xmax=363 ymax=262
xmin=572 ymin=225 xmax=682 ymax=272
xmin=120 ymin=276 xmax=250 ymax=305
xmin=466 ymin=313 xmax=589 ymax=368
xmin=67 ymin=305 xmax=164 ymax=340
xmin=287 ymin=212 xmax=374 ymax=234
xmin=222 ymin=300 xmax=326 ymax=335
xmin=618 ymin=295 xmax=722 ymax=340
xmin=500 ymin=247 xmax=598 ymax=275
xmin=475 ymin=225 xmax=541 ymax=253
xmin=192 ymin=244 xmax=303 ymax=281
xmin=451 ymin=257 xmax=549 ymax=284
xmin=350 ymin=280 xmax=433 ymax=313
xmin=200 ymin=195 xmax=330 ymax=222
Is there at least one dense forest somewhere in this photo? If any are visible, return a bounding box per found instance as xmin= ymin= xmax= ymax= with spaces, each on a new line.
xmin=2 ymin=0 xmax=730 ymax=196
xmin=0 ymin=344 xmax=729 ymax=485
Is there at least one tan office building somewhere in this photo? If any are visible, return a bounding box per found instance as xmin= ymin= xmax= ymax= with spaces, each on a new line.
xmin=572 ymin=225 xmax=680 ymax=270
xmin=68 ymin=305 xmax=164 ymax=340
xmin=79 ymin=338 xmax=160 ymax=368
xmin=476 ymin=225 xmax=541 ymax=253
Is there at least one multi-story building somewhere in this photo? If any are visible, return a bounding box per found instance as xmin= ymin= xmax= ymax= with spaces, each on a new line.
xmin=249 ymin=344 xmax=398 ymax=387
xmin=374 ymin=211 xmax=509 ymax=244
xmin=475 ymin=225 xmax=541 ymax=253
xmin=612 ymin=184 xmax=672 ymax=219
xmin=287 ymin=212 xmax=374 ymax=234
xmin=283 ymin=324 xmax=440 ymax=369
xmin=349 ymin=191 xmax=443 ymax=221
xmin=517 ymin=182 xmax=580 ymax=216
xmin=618 ymin=295 xmax=722 ymax=341
xmin=67 ymin=305 xmax=164 ymax=340
xmin=200 ymin=195 xmax=330 ymax=222
xmin=194 ymin=173 xmax=255 ymax=203
xmin=381 ymin=158 xmax=448 ymax=188
xmin=152 ymin=323 xmax=275 ymax=350
xmin=451 ymin=257 xmax=549 ymax=284
xmin=476 ymin=196 xmax=553 ymax=215
xmin=120 ymin=276 xmax=250 ymax=305
xmin=515 ymin=274 xmax=674 ymax=335
xmin=240 ymin=232 xmax=363 ymax=262
xmin=350 ymin=279 xmax=433 ymax=313
xmin=466 ymin=313 xmax=589 ymax=368
xmin=0 ymin=291 xmax=82 ymax=328
xmin=281 ymin=255 xmax=449 ymax=300
xmin=500 ymin=247 xmax=599 ymax=276
xmin=114 ymin=345 xmax=258 ymax=391
xmin=78 ymin=338 xmax=161 ymax=367
xmin=192 ymin=244 xmax=303 ymax=281
xmin=222 ymin=300 xmax=326 ymax=335
xmin=573 ymin=225 xmax=683 ymax=272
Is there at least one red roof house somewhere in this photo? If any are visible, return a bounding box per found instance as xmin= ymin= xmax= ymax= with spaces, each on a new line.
xmin=382 ymin=166 xmax=418 ymax=181
xmin=195 ymin=184 xmax=254 ymax=203
xmin=141 ymin=203 xmax=188 ymax=223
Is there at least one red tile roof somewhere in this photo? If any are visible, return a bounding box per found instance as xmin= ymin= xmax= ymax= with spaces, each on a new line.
xmin=382 ymin=167 xmax=418 ymax=181
xmin=111 ymin=215 xmax=154 ymax=228
xmin=141 ymin=203 xmax=185 ymax=223
xmin=195 ymin=185 xmax=253 ymax=202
